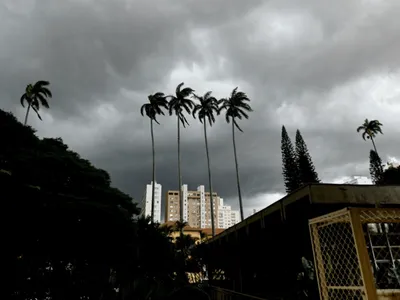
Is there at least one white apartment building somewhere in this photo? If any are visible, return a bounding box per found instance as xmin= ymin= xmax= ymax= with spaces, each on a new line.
xmin=218 ymin=198 xmax=241 ymax=229
xmin=165 ymin=184 xmax=219 ymax=229
xmin=142 ymin=181 xmax=162 ymax=223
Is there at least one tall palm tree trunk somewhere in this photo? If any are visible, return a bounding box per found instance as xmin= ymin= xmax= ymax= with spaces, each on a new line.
xmin=371 ymin=137 xmax=379 ymax=156
xmin=232 ymin=121 xmax=244 ymax=221
xmin=178 ymin=117 xmax=183 ymax=224
xmin=150 ymin=119 xmax=156 ymax=224
xmin=24 ymin=104 xmax=31 ymax=126
xmin=204 ymin=121 xmax=215 ymax=236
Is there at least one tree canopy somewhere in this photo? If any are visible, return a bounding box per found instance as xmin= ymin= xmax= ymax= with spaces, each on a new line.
xmin=295 ymin=130 xmax=320 ymax=185
xmin=379 ymin=163 xmax=400 ymax=185
xmin=281 ymin=126 xmax=301 ymax=193
xmin=369 ymin=150 xmax=384 ymax=184
xmin=1 ymin=109 xmax=205 ymax=300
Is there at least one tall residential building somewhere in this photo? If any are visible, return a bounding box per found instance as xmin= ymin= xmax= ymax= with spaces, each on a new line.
xmin=218 ymin=198 xmax=241 ymax=229
xmin=141 ymin=181 xmax=162 ymax=223
xmin=165 ymin=185 xmax=219 ymax=229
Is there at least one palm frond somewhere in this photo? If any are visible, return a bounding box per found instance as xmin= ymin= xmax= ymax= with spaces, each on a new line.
xmin=180 ymin=87 xmax=195 ymax=98
xmin=362 ymin=132 xmax=367 ymax=140
xmin=356 ymin=126 xmax=364 ymax=133
xmin=237 ymin=108 xmax=249 ymax=119
xmin=34 ymin=80 xmax=50 ymax=87
xmin=20 ymin=94 xmax=28 ymax=107
xmin=175 ymin=82 xmax=184 ymax=96
xmin=36 ymin=93 xmax=50 ymax=108
xmin=40 ymin=87 xmax=53 ymax=98
xmin=31 ymin=106 xmax=42 ymax=121
xmin=231 ymin=87 xmax=238 ymax=99
xmin=140 ymin=103 xmax=148 ymax=116
xmin=233 ymin=119 xmax=243 ymax=132
xmin=203 ymin=91 xmax=212 ymax=100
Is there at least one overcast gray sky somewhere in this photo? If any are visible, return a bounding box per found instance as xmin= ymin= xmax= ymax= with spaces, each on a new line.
xmin=1 ymin=0 xmax=399 ymax=217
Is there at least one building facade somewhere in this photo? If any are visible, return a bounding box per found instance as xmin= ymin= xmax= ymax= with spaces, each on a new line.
xmin=165 ymin=185 xmax=220 ymax=229
xmin=141 ymin=181 xmax=162 ymax=223
xmin=218 ymin=198 xmax=241 ymax=229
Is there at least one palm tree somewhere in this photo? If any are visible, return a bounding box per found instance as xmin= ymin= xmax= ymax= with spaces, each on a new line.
xmin=192 ymin=91 xmax=219 ymax=236
xmin=20 ymin=81 xmax=52 ymax=126
xmin=140 ymin=92 xmax=168 ymax=223
xmin=168 ymin=83 xmax=195 ymax=224
xmin=357 ymin=119 xmax=383 ymax=155
xmin=174 ymin=221 xmax=189 ymax=238
xmin=218 ymin=87 xmax=252 ymax=221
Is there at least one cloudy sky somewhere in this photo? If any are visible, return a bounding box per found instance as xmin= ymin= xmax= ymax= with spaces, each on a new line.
xmin=1 ymin=0 xmax=399 ymax=218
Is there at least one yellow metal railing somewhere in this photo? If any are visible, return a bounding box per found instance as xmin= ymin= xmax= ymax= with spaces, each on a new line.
xmin=309 ymin=208 xmax=400 ymax=300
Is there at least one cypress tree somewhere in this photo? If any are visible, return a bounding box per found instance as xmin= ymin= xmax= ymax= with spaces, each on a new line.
xmin=295 ymin=129 xmax=320 ymax=185
xmin=369 ymin=150 xmax=384 ymax=184
xmin=281 ymin=126 xmax=301 ymax=193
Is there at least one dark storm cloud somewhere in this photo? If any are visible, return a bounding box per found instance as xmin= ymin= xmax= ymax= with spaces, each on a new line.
xmin=1 ymin=0 xmax=399 ymax=212
xmin=0 ymin=0 xmax=201 ymax=117
xmin=206 ymin=0 xmax=400 ymax=97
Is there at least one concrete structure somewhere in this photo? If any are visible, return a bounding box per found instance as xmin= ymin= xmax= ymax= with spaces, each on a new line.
xmin=141 ymin=181 xmax=162 ymax=223
xmin=218 ymin=198 xmax=241 ymax=229
xmin=165 ymin=185 xmax=220 ymax=229
xmin=204 ymin=184 xmax=400 ymax=299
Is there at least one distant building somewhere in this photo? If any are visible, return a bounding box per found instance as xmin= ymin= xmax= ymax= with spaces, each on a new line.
xmin=165 ymin=185 xmax=220 ymax=229
xmin=343 ymin=176 xmax=372 ymax=185
xmin=218 ymin=198 xmax=241 ymax=229
xmin=141 ymin=181 xmax=162 ymax=223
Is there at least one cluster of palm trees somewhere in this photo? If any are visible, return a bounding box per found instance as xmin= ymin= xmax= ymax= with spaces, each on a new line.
xmin=141 ymin=82 xmax=252 ymax=236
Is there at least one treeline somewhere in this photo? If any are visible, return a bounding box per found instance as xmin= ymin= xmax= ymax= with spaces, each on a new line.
xmin=1 ymin=109 xmax=208 ymax=300
xmin=281 ymin=119 xmax=399 ymax=194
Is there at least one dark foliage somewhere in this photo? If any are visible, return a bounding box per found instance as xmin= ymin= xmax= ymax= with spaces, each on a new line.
xmin=1 ymin=109 xmax=205 ymax=300
xmin=192 ymin=91 xmax=219 ymax=126
xmin=378 ymin=163 xmax=400 ymax=185
xmin=20 ymin=80 xmax=52 ymax=124
xmin=217 ymin=87 xmax=252 ymax=132
xmin=140 ymin=92 xmax=168 ymax=124
xmin=167 ymin=82 xmax=195 ymax=127
xmin=295 ymin=130 xmax=320 ymax=185
xmin=369 ymin=150 xmax=384 ymax=184
xmin=281 ymin=126 xmax=301 ymax=193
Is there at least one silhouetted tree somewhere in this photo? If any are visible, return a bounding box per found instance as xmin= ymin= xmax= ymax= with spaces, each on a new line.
xmin=295 ymin=130 xmax=320 ymax=185
xmin=192 ymin=91 xmax=219 ymax=236
xmin=369 ymin=150 xmax=384 ymax=184
xmin=140 ymin=92 xmax=168 ymax=223
xmin=357 ymin=119 xmax=383 ymax=156
xmin=218 ymin=87 xmax=253 ymax=221
xmin=281 ymin=126 xmax=301 ymax=193
xmin=1 ymin=109 xmax=206 ymax=300
xmin=168 ymin=83 xmax=195 ymax=223
xmin=20 ymin=80 xmax=52 ymax=125
xmin=380 ymin=163 xmax=400 ymax=185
